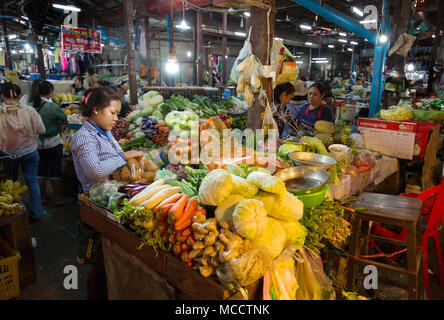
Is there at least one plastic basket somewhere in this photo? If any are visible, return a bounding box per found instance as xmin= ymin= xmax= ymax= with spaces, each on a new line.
xmin=329 ymin=175 xmax=352 ymax=201
xmin=295 ymin=185 xmax=328 ymax=209
xmin=0 ymin=251 xmax=21 ymax=300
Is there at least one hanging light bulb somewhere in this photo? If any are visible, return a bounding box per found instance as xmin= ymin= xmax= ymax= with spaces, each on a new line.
xmin=240 ymin=16 xmax=244 ymax=28
xmin=176 ymin=0 xmax=190 ymax=30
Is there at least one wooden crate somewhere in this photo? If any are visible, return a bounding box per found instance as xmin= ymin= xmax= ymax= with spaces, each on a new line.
xmin=78 ymin=201 xmax=259 ymax=300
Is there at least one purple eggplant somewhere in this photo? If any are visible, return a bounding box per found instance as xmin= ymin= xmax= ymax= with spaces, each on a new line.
xmin=127 ymin=185 xmax=148 ymax=198
xmin=118 ymin=184 xmax=140 ymax=193
xmin=133 ymin=181 xmax=150 ymax=186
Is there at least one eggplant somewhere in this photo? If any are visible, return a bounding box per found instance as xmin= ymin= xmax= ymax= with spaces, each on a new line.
xmin=127 ymin=185 xmax=148 ymax=198
xmin=118 ymin=184 xmax=140 ymax=193
xmin=133 ymin=181 xmax=150 ymax=186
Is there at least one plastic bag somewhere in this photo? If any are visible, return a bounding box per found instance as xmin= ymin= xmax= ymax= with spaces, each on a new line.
xmin=294 ymin=247 xmax=335 ymax=300
xmin=353 ymin=149 xmax=377 ymax=172
xmin=112 ymin=156 xmax=158 ymax=184
xmin=388 ymin=33 xmax=416 ymax=57
xmin=263 ymin=245 xmax=299 ymax=300
xmin=107 ymin=191 xmax=126 ymax=211
xmin=230 ymin=27 xmax=253 ymax=83
xmin=262 ymin=103 xmax=278 ymax=135
xmin=277 ymin=61 xmax=299 ymax=85
xmin=381 ymin=105 xmax=413 ymax=121
xmin=216 ymin=247 xmax=273 ymax=289
xmin=89 ymin=181 xmax=122 ymax=207
xmin=270 ymin=39 xmax=296 ymax=89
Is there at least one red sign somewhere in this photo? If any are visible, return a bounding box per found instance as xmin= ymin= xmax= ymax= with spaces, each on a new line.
xmin=358 ymin=118 xmax=417 ymax=133
xmin=61 ymin=25 xmax=102 ymax=53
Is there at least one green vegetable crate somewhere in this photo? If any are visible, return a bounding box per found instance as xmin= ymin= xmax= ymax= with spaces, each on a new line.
xmin=294 ymin=185 xmax=329 ymax=209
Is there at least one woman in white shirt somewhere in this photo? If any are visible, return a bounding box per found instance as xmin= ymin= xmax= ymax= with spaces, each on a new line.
xmin=0 ymin=82 xmax=46 ymax=222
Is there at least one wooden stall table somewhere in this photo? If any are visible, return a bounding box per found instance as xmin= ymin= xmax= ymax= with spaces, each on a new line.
xmin=78 ymin=196 xmax=260 ymax=300
xmin=0 ymin=210 xmax=37 ymax=288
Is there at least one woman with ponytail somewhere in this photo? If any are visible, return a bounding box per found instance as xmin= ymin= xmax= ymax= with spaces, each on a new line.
xmin=0 ymin=82 xmax=46 ymax=222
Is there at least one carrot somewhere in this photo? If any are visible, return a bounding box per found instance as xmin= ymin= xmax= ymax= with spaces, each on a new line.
xmin=181 ymin=251 xmax=191 ymax=263
xmin=155 ymin=123 xmax=167 ymax=128
xmin=175 ymin=198 xmax=198 ymax=229
xmin=167 ymin=194 xmax=188 ymax=224
xmin=173 ymin=243 xmax=182 ymax=256
xmin=193 ymin=207 xmax=206 ymax=218
xmin=181 ymin=243 xmax=190 ymax=251
xmin=157 ymin=203 xmax=174 ymax=221
xmin=181 ymin=227 xmax=192 ymax=237
xmin=155 ymin=193 xmax=182 ymax=212
xmin=175 ymin=208 xmax=199 ymax=231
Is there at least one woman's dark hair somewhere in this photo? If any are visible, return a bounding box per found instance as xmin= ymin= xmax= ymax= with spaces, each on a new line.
xmin=87 ymin=67 xmax=94 ymax=75
xmin=309 ymin=81 xmax=332 ymax=99
xmin=1 ymin=82 xmax=21 ymax=99
xmin=274 ymin=82 xmax=296 ymax=103
xmin=81 ymin=86 xmax=121 ymax=117
xmin=75 ymin=76 xmax=84 ymax=84
xmin=32 ymin=80 xmax=54 ymax=109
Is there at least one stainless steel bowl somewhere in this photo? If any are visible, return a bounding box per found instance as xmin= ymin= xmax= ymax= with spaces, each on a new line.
xmin=274 ymin=166 xmax=330 ymax=194
xmin=288 ymin=152 xmax=337 ymax=170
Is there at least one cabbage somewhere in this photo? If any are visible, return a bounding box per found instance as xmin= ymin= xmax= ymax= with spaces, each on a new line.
xmin=147 ymin=95 xmax=164 ymax=107
xmin=143 ymin=91 xmax=160 ymax=100
xmin=252 ymin=217 xmax=286 ymax=259
xmin=233 ymin=199 xmax=268 ymax=240
xmin=230 ymin=174 xmax=258 ymax=198
xmin=152 ymin=110 xmax=164 ymax=120
xmin=279 ymin=220 xmax=307 ymax=250
xmin=247 ymin=171 xmax=286 ymax=196
xmin=254 ymin=191 xmax=304 ymax=221
xmin=215 ymin=194 xmax=246 ymax=227
xmin=198 ymin=169 xmax=234 ymax=206
xmin=279 ymin=143 xmax=304 ymax=155
xmin=227 ymin=163 xmax=247 ymax=178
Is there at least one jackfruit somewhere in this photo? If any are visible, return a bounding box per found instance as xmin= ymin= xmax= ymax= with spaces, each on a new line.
xmin=314 ymin=120 xmax=335 ymax=135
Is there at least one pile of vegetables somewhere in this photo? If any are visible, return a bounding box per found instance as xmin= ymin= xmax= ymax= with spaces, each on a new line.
xmin=192 ymin=96 xmax=229 ymax=118
xmin=0 ymin=180 xmax=27 ymax=216
xmin=235 ymin=54 xmax=262 ymax=107
xmin=158 ymin=95 xmax=200 ymax=119
xmin=165 ymin=111 xmax=199 ymax=139
xmin=127 ymin=91 xmax=164 ymax=122
xmin=112 ymin=118 xmax=130 ymax=141
xmin=299 ymin=201 xmax=351 ymax=254
xmin=140 ymin=117 xmax=169 ymax=147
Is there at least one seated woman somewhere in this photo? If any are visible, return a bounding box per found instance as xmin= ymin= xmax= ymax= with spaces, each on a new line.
xmin=70 ymin=76 xmax=86 ymax=97
xmin=281 ymin=81 xmax=335 ymax=138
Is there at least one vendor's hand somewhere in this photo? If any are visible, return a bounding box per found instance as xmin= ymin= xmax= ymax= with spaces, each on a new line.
xmin=76 ymin=257 xmax=85 ymax=265
xmin=124 ymin=150 xmax=143 ymax=161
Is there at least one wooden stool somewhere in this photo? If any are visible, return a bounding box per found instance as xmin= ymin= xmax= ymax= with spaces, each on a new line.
xmin=346 ymin=192 xmax=422 ymax=299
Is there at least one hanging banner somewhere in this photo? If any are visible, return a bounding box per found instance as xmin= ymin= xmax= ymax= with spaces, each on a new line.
xmin=61 ymin=25 xmax=102 ymax=53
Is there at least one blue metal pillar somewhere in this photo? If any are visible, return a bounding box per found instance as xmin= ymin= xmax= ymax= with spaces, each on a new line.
xmin=291 ymin=0 xmax=390 ymax=116
xmin=369 ymin=0 xmax=391 ymax=116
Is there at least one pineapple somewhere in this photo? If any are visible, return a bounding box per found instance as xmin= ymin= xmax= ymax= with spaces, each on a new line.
xmin=315 ymin=132 xmax=335 ymax=147
xmin=314 ymin=120 xmax=335 ymax=134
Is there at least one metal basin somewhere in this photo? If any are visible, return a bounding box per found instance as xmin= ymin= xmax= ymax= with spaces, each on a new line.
xmin=288 ymin=152 xmax=337 ymax=170
xmin=274 ymin=166 xmax=330 ymax=194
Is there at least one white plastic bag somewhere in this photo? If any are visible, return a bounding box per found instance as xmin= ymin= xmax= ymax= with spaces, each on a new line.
xmin=230 ymin=27 xmax=253 ymax=83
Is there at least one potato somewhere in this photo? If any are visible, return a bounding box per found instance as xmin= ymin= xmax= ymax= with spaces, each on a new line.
xmin=142 ymin=157 xmax=158 ymax=172
xmin=142 ymin=171 xmax=155 ymax=182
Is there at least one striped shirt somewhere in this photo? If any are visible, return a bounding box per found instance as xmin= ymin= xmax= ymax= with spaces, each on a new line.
xmin=71 ymin=120 xmax=126 ymax=192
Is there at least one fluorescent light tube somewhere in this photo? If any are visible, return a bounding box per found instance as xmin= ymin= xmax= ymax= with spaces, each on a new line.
xmin=352 ymin=7 xmax=364 ymax=16
xmin=52 ymin=4 xmax=81 ymax=12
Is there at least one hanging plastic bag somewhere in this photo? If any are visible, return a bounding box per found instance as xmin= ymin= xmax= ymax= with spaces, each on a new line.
xmin=294 ymin=247 xmax=336 ymax=300
xmin=262 ymin=99 xmax=278 ymax=135
xmin=263 ymin=245 xmax=299 ymax=300
xmin=270 ymin=39 xmax=297 ymax=88
xmin=230 ymin=27 xmax=253 ymax=83
xmin=388 ymin=33 xmax=416 ymax=57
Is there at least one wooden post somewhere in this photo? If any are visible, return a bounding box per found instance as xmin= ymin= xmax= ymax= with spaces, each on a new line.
xmin=222 ymin=11 xmax=227 ymax=85
xmin=245 ymin=1 xmax=276 ymax=130
xmin=144 ymin=16 xmax=151 ymax=83
xmin=1 ymin=7 xmax=12 ymax=70
xmin=34 ymin=33 xmax=46 ymax=81
xmin=123 ymin=0 xmax=138 ymax=105
xmin=195 ymin=11 xmax=203 ymax=86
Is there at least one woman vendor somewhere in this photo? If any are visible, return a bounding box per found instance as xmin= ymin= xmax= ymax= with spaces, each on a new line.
xmin=281 ymin=81 xmax=335 ymax=138
xmin=71 ymin=86 xmax=142 ymax=299
xmin=271 ymin=82 xmax=296 ymax=136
